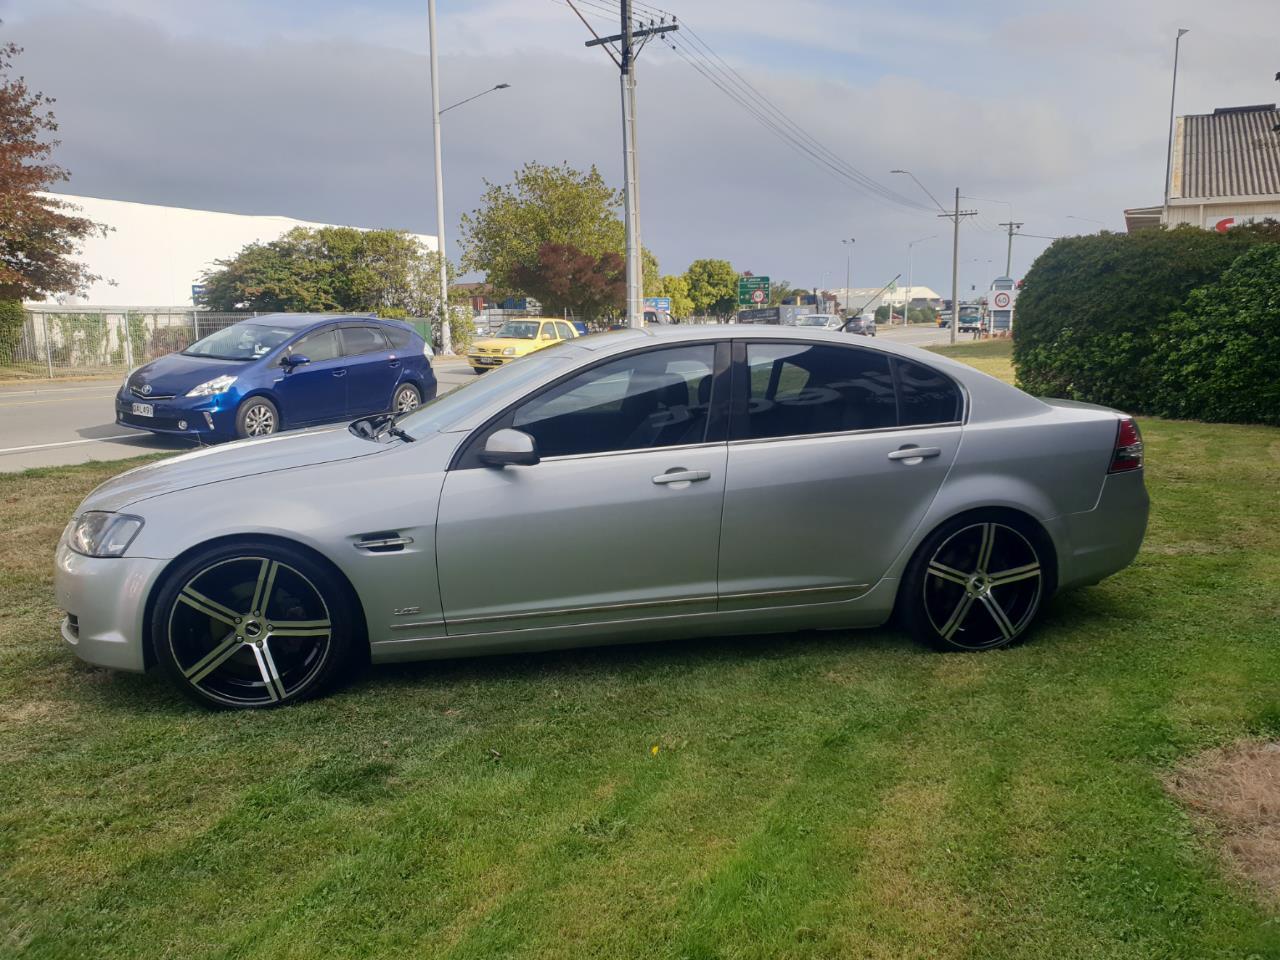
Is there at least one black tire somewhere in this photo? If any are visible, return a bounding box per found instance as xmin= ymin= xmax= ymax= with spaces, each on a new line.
xmin=392 ymin=382 xmax=421 ymax=414
xmin=471 ymin=366 xmax=488 ymax=375
xmin=236 ymin=396 xmax=279 ymax=439
xmin=901 ymin=512 xmax=1049 ymax=652
xmin=150 ymin=539 xmax=359 ymax=709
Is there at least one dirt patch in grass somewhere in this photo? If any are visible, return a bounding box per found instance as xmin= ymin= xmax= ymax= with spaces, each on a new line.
xmin=1167 ymin=740 xmax=1280 ymax=906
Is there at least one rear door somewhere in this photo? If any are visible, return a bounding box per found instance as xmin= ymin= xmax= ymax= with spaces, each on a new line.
xmin=716 ymin=341 xmax=963 ymax=611
xmin=340 ymin=324 xmax=396 ymax=416
xmin=273 ymin=326 xmax=347 ymax=426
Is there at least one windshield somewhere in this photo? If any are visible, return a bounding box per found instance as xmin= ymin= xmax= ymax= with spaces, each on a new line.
xmin=398 ymin=353 xmax=572 ymax=438
xmin=183 ymin=323 xmax=296 ymax=361
xmin=494 ymin=321 xmax=540 ymax=340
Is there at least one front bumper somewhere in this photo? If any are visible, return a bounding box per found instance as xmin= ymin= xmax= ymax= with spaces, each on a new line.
xmin=466 ymin=353 xmax=515 ymax=367
xmin=54 ymin=541 xmax=167 ymax=672
xmin=115 ymin=387 xmax=238 ymax=438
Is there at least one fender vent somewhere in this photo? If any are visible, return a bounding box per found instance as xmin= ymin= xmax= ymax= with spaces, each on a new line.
xmin=355 ymin=532 xmax=414 ymax=554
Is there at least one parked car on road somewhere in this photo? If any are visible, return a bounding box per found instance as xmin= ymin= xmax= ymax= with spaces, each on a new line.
xmin=792 ymin=314 xmax=844 ymax=329
xmin=59 ymin=326 xmax=1148 ymax=708
xmin=116 ymin=314 xmax=436 ymax=442
xmin=843 ymin=315 xmax=877 ymax=336
xmin=467 ymin=317 xmax=578 ymax=373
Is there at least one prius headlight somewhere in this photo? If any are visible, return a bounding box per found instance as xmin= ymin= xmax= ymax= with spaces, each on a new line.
xmin=186 ymin=375 xmax=237 ymax=397
xmin=65 ymin=512 xmax=145 ymax=558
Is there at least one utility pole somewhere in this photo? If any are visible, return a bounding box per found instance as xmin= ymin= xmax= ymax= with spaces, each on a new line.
xmin=841 ymin=238 xmax=855 ymax=315
xmin=575 ymin=2 xmax=677 ymax=328
xmin=939 ymin=188 xmax=978 ymax=346
xmin=427 ymin=0 xmax=451 ymax=354
xmin=998 ymin=220 xmax=1023 ymax=276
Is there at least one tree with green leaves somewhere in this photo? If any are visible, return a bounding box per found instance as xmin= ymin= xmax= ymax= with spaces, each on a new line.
xmin=683 ymin=258 xmax=737 ymax=317
xmin=654 ymin=274 xmax=694 ymax=319
xmin=0 ymin=34 xmax=104 ymax=355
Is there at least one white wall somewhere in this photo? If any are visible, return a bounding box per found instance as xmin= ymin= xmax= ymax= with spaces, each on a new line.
xmin=39 ymin=193 xmax=438 ymax=306
xmin=1165 ymin=198 xmax=1280 ymax=230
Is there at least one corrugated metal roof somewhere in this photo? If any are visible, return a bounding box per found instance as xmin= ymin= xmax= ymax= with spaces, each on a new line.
xmin=1177 ymin=106 xmax=1280 ymax=199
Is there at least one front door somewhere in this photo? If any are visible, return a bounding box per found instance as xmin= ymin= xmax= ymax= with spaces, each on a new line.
xmin=717 ymin=341 xmax=963 ymax=610
xmin=273 ymin=326 xmax=347 ymax=426
xmin=436 ymin=342 xmax=729 ymax=636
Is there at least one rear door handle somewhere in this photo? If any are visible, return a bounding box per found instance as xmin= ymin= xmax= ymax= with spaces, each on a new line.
xmin=388 ymin=359 xmax=401 ymax=368
xmin=888 ymin=446 xmax=941 ymax=461
xmin=652 ymin=469 xmax=711 ymax=485
xmin=332 ymin=369 xmax=347 ymax=378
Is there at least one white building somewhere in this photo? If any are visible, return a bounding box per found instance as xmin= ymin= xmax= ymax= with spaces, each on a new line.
xmin=36 ymin=193 xmax=438 ymax=307
xmin=1125 ymin=103 xmax=1280 ymax=232
xmin=828 ymin=285 xmax=943 ymax=312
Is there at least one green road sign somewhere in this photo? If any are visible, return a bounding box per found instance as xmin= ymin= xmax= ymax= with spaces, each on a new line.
xmin=737 ymin=276 xmax=770 ymax=306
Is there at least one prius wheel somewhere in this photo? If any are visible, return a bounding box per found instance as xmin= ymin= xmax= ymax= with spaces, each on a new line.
xmin=236 ymin=398 xmax=278 ymax=438
xmin=903 ymin=516 xmax=1047 ymax=652
xmin=151 ymin=541 xmax=357 ymax=708
xmin=393 ymin=383 xmax=421 ymax=414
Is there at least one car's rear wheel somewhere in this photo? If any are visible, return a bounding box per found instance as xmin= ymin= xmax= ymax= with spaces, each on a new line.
xmin=150 ymin=540 xmax=357 ymax=709
xmin=393 ymin=383 xmax=421 ymax=414
xmin=236 ymin=397 xmax=278 ymax=438
xmin=902 ymin=515 xmax=1047 ymax=652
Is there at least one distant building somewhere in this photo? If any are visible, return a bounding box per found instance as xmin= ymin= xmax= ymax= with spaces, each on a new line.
xmin=828 ymin=286 xmax=942 ymax=313
xmin=1125 ymin=104 xmax=1280 ymax=232
xmin=36 ymin=193 xmax=437 ymax=306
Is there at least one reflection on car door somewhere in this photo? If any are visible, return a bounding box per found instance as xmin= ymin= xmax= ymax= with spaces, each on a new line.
xmin=716 ymin=341 xmax=963 ymax=611
xmin=436 ymin=343 xmax=729 ymax=637
xmin=340 ymin=325 xmax=396 ymax=416
xmin=273 ymin=326 xmax=347 ymax=426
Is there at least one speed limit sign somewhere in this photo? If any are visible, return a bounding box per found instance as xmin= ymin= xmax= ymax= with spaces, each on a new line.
xmin=751 ymin=289 xmax=766 ymax=304
xmin=993 ymin=291 xmax=1012 ymax=309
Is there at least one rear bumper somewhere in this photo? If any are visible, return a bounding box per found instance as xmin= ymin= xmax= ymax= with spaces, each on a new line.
xmin=54 ymin=541 xmax=166 ymax=673
xmin=1058 ymin=470 xmax=1149 ymax=589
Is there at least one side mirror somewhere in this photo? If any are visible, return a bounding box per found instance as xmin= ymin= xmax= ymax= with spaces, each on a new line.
xmin=479 ymin=428 xmax=539 ymax=467
xmin=282 ymin=353 xmax=311 ymax=368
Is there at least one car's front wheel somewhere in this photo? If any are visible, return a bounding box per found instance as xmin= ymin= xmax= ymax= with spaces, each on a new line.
xmin=150 ymin=540 xmax=358 ymax=708
xmin=902 ymin=514 xmax=1048 ymax=652
xmin=392 ymin=383 xmax=421 ymax=414
xmin=236 ymin=397 xmax=279 ymax=438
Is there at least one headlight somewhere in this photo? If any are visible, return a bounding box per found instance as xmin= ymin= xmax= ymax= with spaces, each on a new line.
xmin=65 ymin=512 xmax=145 ymax=558
xmin=502 ymin=347 xmax=517 ymax=356
xmin=186 ymin=375 xmax=237 ymax=397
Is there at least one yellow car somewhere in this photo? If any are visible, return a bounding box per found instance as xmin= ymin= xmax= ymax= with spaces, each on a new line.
xmin=467 ymin=318 xmax=578 ymax=373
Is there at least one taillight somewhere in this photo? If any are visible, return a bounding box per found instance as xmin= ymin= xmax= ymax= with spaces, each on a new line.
xmin=1109 ymin=417 xmax=1143 ymax=473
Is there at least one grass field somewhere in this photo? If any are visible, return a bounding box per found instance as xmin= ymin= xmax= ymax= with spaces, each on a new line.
xmin=3 ymin=341 xmax=1279 ymax=958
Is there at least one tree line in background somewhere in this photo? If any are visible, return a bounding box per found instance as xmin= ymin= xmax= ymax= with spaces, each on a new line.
xmin=1013 ymin=222 xmax=1280 ymax=426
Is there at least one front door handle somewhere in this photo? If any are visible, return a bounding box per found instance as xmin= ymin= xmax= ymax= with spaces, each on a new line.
xmin=652 ymin=469 xmax=711 ymax=485
xmin=888 ymin=446 xmax=941 ymax=461
xmin=332 ymin=369 xmax=347 ymax=378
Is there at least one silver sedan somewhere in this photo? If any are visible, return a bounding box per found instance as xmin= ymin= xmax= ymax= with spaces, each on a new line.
xmin=55 ymin=326 xmax=1148 ymax=708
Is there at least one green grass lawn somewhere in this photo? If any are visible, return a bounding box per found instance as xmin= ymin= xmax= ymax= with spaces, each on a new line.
xmin=3 ymin=341 xmax=1279 ymax=958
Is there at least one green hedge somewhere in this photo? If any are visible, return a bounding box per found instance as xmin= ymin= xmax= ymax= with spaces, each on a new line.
xmin=1152 ymin=244 xmax=1280 ymax=425
xmin=1012 ymin=226 xmax=1278 ymax=414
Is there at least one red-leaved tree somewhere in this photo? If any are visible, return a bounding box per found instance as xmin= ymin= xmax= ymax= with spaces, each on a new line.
xmin=510 ymin=242 xmax=625 ymax=320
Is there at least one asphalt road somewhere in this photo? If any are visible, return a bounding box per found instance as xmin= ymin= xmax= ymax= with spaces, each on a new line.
xmin=0 ymin=324 xmax=956 ymax=473
xmin=0 ymin=361 xmax=479 ymax=473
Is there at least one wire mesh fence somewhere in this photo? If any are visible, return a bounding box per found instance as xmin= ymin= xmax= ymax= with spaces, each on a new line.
xmin=0 ymin=308 xmax=262 ymax=381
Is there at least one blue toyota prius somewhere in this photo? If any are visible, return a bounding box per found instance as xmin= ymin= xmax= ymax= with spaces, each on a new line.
xmin=117 ymin=314 xmax=437 ymax=441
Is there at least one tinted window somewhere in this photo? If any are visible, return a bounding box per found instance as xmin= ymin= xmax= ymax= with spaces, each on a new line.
xmin=289 ymin=328 xmax=340 ymax=362
xmin=555 ymin=322 xmax=574 ymax=340
xmin=511 ymin=345 xmax=716 ymax=457
xmin=739 ymin=343 xmax=896 ymax=440
xmin=341 ymin=326 xmax=388 ymax=356
xmin=895 ymin=357 xmax=962 ymax=425
xmin=383 ymin=325 xmax=415 ymax=351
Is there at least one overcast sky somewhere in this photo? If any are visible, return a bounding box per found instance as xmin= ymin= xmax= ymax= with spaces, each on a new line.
xmin=4 ymin=0 xmax=1277 ymax=292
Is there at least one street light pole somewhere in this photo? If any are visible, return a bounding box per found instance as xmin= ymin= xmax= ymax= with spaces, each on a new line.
xmin=1163 ymin=28 xmax=1190 ymax=227
xmin=905 ymin=235 xmax=935 ymax=326
xmin=428 ymin=0 xmax=450 ymax=354
xmin=841 ymin=238 xmax=855 ymax=315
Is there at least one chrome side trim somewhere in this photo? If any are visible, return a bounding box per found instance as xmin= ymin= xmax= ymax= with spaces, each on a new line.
xmin=355 ymin=536 xmax=415 ymax=551
xmin=719 ymin=583 xmax=871 ymax=601
xmin=389 ymin=619 xmax=444 ymax=631
xmin=539 ymin=440 xmax=724 ymax=464
xmin=726 ymin=423 xmax=961 ymax=448
xmin=447 ymin=593 xmax=718 ymax=626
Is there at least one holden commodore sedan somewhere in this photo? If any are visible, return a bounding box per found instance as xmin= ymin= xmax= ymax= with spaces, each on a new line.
xmin=58 ymin=326 xmax=1148 ymax=709
xmin=117 ymin=314 xmax=436 ymax=441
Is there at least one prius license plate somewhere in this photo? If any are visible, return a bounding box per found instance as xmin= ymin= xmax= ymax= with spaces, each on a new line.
xmin=131 ymin=402 xmax=154 ymax=417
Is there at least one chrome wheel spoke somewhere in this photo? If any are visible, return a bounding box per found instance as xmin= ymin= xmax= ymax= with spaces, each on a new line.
xmin=269 ymin=618 xmax=331 ymax=638
xmin=927 ymin=560 xmax=970 ymax=586
xmin=184 ymin=630 xmax=243 ymax=683
xmin=249 ymin=642 xmax=284 ymax=702
xmin=940 ymin=594 xmax=975 ymax=639
xmin=979 ymin=592 xmax=1017 ymax=640
xmin=989 ymin=561 xmax=1041 ymax=587
xmin=249 ymin=559 xmax=279 ymax=616
xmin=178 ymin=586 xmax=241 ymax=626
xmin=976 ymin=523 xmax=996 ymax=572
